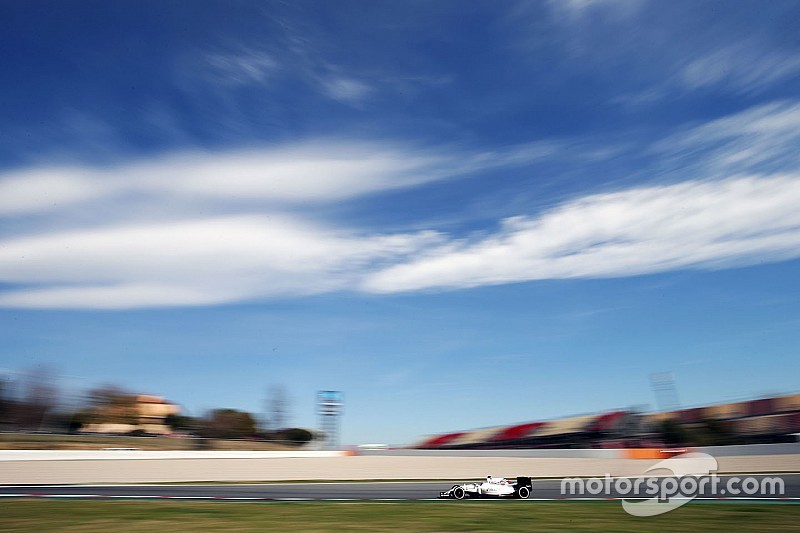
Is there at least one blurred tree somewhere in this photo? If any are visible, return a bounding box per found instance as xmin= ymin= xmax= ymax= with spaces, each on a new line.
xmin=165 ymin=413 xmax=196 ymax=432
xmin=66 ymin=408 xmax=94 ymax=433
xmin=17 ymin=366 xmax=59 ymax=431
xmin=85 ymin=385 xmax=138 ymax=425
xmin=201 ymin=409 xmax=256 ymax=439
xmin=689 ymin=419 xmax=741 ymax=446
xmin=0 ymin=376 xmax=14 ymax=428
xmin=274 ymin=427 xmax=314 ymax=445
xmin=660 ymin=418 xmax=688 ymax=446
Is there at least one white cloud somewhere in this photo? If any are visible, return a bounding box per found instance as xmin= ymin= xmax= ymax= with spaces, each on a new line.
xmin=362 ymin=175 xmax=800 ymax=293
xmin=0 ymin=215 xmax=442 ymax=309
xmin=0 ymin=168 xmax=111 ymax=215
xmin=0 ymin=142 xmax=445 ymax=216
xmin=0 ymin=139 xmax=566 ymax=217
xmin=3 ymin=102 xmax=800 ymax=309
xmin=5 ymin=173 xmax=797 ymax=308
xmin=0 ymin=284 xmax=225 ymax=309
xmin=0 ymin=136 xmax=592 ymax=309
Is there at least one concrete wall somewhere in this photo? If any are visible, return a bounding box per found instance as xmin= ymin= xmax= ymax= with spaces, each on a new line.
xmin=359 ymin=449 xmax=623 ymax=458
xmin=697 ymin=443 xmax=800 ymax=456
xmin=1 ymin=451 xmax=798 ymax=485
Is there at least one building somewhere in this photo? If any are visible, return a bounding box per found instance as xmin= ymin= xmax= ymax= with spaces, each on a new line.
xmin=80 ymin=394 xmax=180 ymax=435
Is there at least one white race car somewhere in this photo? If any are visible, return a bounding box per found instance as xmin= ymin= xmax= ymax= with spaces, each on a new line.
xmin=439 ymin=476 xmax=532 ymax=499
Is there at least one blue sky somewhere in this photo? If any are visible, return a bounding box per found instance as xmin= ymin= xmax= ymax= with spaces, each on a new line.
xmin=1 ymin=0 xmax=799 ymax=445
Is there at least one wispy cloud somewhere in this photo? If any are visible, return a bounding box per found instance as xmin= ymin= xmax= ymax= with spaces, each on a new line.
xmin=202 ymin=46 xmax=375 ymax=106
xmin=204 ymin=49 xmax=280 ymax=85
xmin=318 ymin=76 xmax=374 ymax=106
xmin=527 ymin=1 xmax=800 ymax=100
xmin=655 ymin=100 xmax=800 ymax=175
xmin=0 ymin=138 xmax=565 ymax=308
xmin=362 ymin=101 xmax=800 ymax=294
xmin=548 ymin=0 xmax=644 ymax=21
xmin=362 ymin=174 xmax=800 ymax=293
xmin=3 ymin=101 xmax=800 ymax=309
xmin=678 ymin=42 xmax=800 ymax=94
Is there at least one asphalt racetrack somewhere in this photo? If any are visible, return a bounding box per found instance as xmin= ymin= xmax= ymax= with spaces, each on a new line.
xmin=1 ymin=474 xmax=799 ymax=502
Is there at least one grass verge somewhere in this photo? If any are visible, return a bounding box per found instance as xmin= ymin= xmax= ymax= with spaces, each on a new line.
xmin=1 ymin=500 xmax=800 ymax=532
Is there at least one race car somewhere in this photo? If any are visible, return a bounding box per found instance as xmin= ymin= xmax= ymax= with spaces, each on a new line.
xmin=439 ymin=475 xmax=532 ymax=499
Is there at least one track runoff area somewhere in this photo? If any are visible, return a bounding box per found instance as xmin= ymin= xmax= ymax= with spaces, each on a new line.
xmin=1 ymin=474 xmax=799 ymax=504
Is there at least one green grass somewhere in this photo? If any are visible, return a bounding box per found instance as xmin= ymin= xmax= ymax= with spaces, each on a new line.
xmin=1 ymin=501 xmax=799 ymax=532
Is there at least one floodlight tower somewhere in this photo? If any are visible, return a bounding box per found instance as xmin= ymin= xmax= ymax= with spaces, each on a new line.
xmin=650 ymin=372 xmax=681 ymax=412
xmin=317 ymin=391 xmax=343 ymax=450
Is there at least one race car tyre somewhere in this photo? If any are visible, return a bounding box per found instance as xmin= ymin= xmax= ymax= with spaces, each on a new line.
xmin=453 ymin=487 xmax=467 ymax=500
xmin=517 ymin=486 xmax=531 ymax=499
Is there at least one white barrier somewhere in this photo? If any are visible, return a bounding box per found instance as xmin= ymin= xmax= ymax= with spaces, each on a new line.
xmin=0 ymin=454 xmax=797 ymax=485
xmin=0 ymin=450 xmax=349 ymax=462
